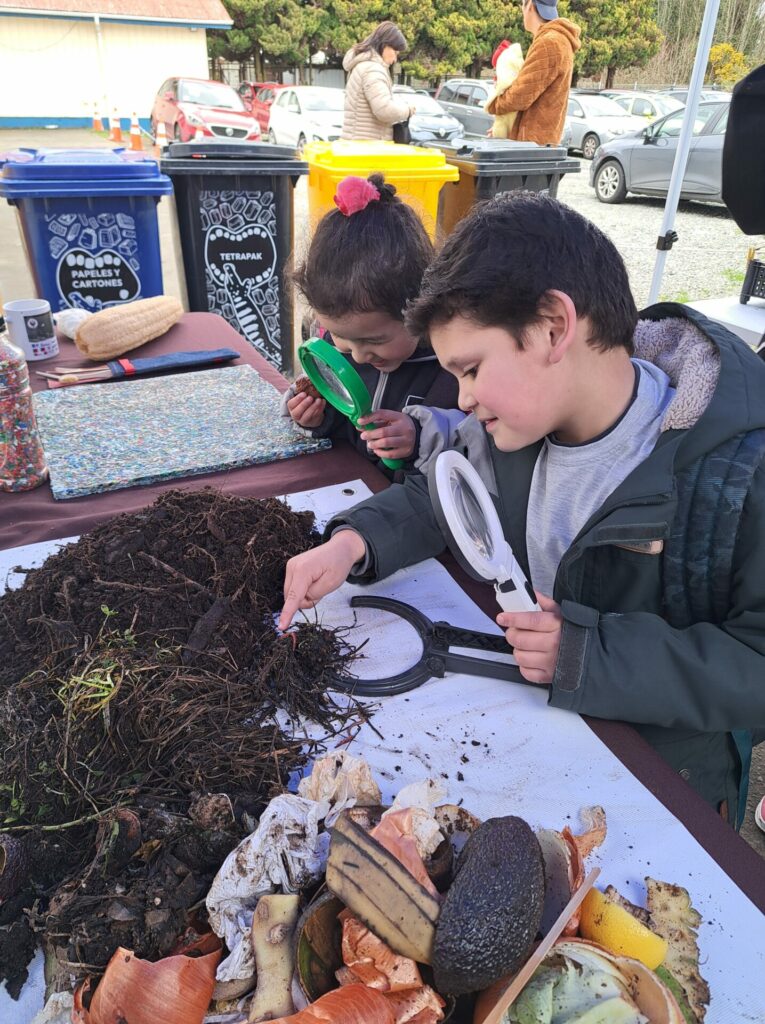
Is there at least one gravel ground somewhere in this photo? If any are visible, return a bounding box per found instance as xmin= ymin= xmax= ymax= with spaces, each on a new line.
xmin=0 ymin=128 xmax=762 ymax=855
xmin=554 ymin=161 xmax=752 ymax=308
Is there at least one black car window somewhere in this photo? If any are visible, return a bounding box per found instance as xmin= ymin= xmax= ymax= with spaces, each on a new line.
xmin=439 ymin=84 xmax=456 ymax=102
xmin=455 ymin=85 xmax=473 ymax=104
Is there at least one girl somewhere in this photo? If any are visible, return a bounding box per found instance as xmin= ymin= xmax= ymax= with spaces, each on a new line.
xmin=285 ymin=173 xmax=459 ymax=477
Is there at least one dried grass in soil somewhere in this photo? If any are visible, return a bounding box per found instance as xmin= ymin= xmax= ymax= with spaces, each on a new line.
xmin=0 ymin=488 xmax=367 ymax=995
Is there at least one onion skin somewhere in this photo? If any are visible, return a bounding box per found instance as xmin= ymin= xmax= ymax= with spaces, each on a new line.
xmin=72 ymin=943 xmax=221 ymax=1024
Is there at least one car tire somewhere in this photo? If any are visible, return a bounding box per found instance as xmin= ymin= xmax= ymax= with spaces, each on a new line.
xmin=267 ymin=129 xmax=277 ymax=145
xmin=582 ymin=133 xmax=600 ymax=160
xmin=594 ymin=160 xmax=627 ymax=204
xmin=296 ymin=133 xmax=307 ymax=157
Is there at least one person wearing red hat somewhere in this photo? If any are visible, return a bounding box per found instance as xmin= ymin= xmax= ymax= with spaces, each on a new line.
xmin=486 ymin=0 xmax=581 ymax=146
xmin=487 ymin=39 xmax=525 ymax=138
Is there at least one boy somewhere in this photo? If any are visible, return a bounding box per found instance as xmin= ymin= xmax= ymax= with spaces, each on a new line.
xmin=279 ymin=193 xmax=765 ymax=824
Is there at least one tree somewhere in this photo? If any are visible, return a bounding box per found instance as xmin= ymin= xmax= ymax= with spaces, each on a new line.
xmin=708 ymin=41 xmax=751 ymax=89
xmin=209 ymin=0 xmax=330 ymax=80
xmin=559 ymin=0 xmax=662 ymax=86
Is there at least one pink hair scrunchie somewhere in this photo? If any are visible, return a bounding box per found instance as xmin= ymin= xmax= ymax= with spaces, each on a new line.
xmin=334 ymin=176 xmax=380 ymax=216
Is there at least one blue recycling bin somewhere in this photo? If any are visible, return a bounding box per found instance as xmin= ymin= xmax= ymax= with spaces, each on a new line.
xmin=0 ymin=149 xmax=172 ymax=312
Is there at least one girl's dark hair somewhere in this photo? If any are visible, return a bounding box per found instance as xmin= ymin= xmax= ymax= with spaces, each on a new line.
xmin=292 ymin=173 xmax=433 ymax=324
xmin=352 ymin=21 xmax=407 ymax=58
xmin=406 ymin=192 xmax=638 ymax=353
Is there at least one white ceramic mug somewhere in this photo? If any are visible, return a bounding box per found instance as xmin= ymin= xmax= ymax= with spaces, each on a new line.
xmin=3 ymin=299 xmax=59 ymax=361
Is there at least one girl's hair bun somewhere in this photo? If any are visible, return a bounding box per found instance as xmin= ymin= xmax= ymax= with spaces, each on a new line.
xmin=368 ymin=173 xmax=397 ymax=201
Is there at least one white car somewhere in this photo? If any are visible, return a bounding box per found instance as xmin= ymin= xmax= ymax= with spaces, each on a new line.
xmin=603 ymin=90 xmax=684 ymax=121
xmin=267 ymin=86 xmax=345 ymax=153
xmin=567 ymin=93 xmax=646 ymax=159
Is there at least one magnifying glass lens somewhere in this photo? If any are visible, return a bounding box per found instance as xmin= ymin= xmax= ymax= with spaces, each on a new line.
xmin=450 ymin=467 xmax=494 ymax=560
xmin=310 ymin=357 xmax=354 ymax=405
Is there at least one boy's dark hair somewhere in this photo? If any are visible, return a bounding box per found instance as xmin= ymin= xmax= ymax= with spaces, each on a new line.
xmin=353 ymin=21 xmax=407 ymax=57
xmin=293 ymin=173 xmax=433 ymax=323
xmin=406 ymin=192 xmax=638 ymax=353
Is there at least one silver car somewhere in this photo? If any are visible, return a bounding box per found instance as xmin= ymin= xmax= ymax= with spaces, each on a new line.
xmin=589 ymin=101 xmax=730 ymax=205
xmin=567 ymin=93 xmax=646 ymax=159
xmin=602 ymin=90 xmax=684 ymax=121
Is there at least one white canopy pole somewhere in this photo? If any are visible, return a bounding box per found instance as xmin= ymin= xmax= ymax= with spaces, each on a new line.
xmin=647 ymin=0 xmax=721 ymax=305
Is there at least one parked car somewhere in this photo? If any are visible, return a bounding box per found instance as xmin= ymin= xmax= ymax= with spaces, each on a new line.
xmin=589 ymin=101 xmax=730 ymax=205
xmin=602 ymin=90 xmax=684 ymax=121
xmin=435 ymin=78 xmax=493 ymax=136
xmin=392 ymin=86 xmax=463 ymax=143
xmin=435 ymin=77 xmax=573 ymax=147
xmin=238 ymin=82 xmax=287 ymax=134
xmin=267 ymin=86 xmax=345 ymax=153
xmin=150 ymin=77 xmax=261 ymax=143
xmin=665 ymin=87 xmax=730 ymax=104
xmin=567 ymin=92 xmax=646 ymax=159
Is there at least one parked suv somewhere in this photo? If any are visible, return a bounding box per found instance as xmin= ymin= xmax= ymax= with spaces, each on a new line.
xmin=436 ymin=77 xmax=573 ymax=147
xmin=435 ymin=78 xmax=493 ymax=136
xmin=238 ymin=82 xmax=287 ymax=134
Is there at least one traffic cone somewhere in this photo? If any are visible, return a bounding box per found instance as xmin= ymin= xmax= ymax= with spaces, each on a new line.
xmin=92 ymin=104 xmax=103 ymax=133
xmin=153 ymin=121 xmax=168 ymax=159
xmin=108 ymin=109 xmax=123 ymax=144
xmin=129 ymin=113 xmax=143 ymax=152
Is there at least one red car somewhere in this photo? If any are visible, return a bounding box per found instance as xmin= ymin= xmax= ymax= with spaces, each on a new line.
xmin=151 ymin=77 xmax=261 ymax=143
xmin=238 ymin=81 xmax=288 ymax=134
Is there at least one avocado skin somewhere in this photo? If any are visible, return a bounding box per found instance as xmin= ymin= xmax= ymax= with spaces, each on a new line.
xmin=432 ymin=815 xmax=545 ymax=995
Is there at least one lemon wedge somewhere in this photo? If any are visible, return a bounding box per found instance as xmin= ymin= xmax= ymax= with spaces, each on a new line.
xmin=579 ymin=887 xmax=669 ymax=970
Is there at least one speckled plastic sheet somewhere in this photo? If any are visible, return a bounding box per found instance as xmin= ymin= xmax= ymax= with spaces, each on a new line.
xmin=32 ymin=365 xmax=331 ymax=500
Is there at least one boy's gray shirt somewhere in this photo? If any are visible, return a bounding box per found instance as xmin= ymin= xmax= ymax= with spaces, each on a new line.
xmin=527 ymin=360 xmax=675 ymax=597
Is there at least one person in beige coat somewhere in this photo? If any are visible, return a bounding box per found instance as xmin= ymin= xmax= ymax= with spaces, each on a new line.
xmin=341 ymin=21 xmax=415 ymax=141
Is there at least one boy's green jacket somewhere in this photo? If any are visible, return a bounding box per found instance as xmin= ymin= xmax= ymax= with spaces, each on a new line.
xmin=326 ymin=305 xmax=765 ymax=812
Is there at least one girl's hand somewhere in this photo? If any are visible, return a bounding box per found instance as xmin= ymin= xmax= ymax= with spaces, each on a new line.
xmin=287 ymin=391 xmax=326 ymax=428
xmin=358 ymin=410 xmax=417 ymax=460
xmin=496 ymin=593 xmax=563 ymax=685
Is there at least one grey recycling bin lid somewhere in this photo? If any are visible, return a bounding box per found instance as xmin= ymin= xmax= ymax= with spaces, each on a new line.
xmin=426 ymin=137 xmax=578 ymax=175
xmin=166 ymin=141 xmax=300 ymax=161
xmin=162 ymin=141 xmax=308 ymax=175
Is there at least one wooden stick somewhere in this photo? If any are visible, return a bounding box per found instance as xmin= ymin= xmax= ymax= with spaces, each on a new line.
xmin=480 ymin=867 xmax=601 ymax=1024
xmin=54 ymin=364 xmax=108 ymax=374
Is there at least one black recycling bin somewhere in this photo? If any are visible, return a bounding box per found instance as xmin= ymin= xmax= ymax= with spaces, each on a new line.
xmin=429 ymin=138 xmax=580 ymax=238
xmin=162 ymin=142 xmax=307 ymax=373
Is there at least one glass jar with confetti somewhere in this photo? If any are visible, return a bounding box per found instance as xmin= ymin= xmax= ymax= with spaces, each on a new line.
xmin=0 ymin=330 xmax=47 ymax=492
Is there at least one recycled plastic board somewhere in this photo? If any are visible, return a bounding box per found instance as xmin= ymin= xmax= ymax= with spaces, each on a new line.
xmin=32 ymin=364 xmax=330 ymax=500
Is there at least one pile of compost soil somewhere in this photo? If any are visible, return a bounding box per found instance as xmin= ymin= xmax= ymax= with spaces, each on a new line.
xmin=0 ymin=488 xmax=366 ymax=995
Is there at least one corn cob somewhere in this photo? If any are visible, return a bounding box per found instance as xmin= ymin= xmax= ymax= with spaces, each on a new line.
xmin=75 ymin=296 xmax=184 ymax=360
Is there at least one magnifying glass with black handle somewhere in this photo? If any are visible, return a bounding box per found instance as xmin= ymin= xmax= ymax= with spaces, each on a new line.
xmin=429 ymin=450 xmax=540 ymax=613
xmin=297 ymin=337 xmax=405 ymax=471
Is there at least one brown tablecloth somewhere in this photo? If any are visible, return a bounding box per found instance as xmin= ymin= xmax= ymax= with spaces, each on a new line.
xmin=3 ymin=312 xmax=764 ymax=911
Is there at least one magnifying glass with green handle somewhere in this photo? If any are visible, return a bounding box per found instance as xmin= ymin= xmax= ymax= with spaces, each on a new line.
xmin=297 ymin=337 xmax=405 ymax=470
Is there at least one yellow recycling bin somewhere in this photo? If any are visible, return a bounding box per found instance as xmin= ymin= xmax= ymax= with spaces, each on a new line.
xmin=303 ymin=140 xmax=459 ymax=241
